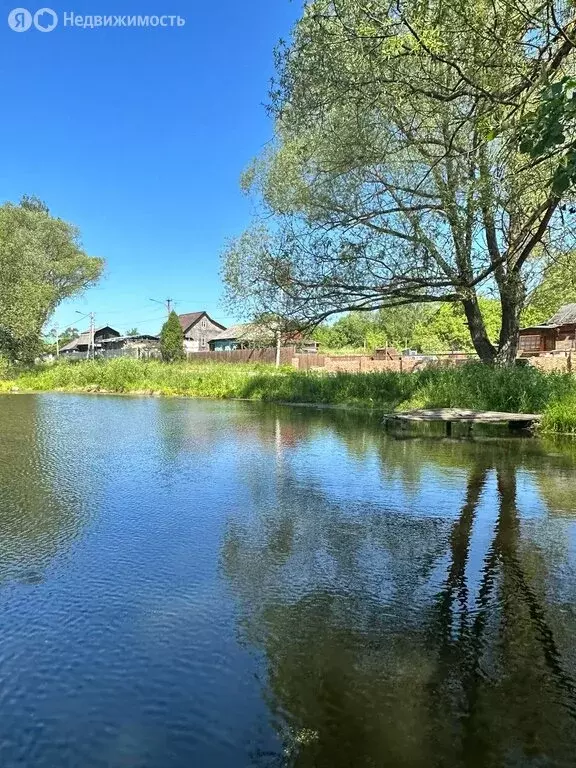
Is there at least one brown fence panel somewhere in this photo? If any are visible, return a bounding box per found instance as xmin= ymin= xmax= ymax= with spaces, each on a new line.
xmin=294 ymin=354 xmax=326 ymax=370
xmin=188 ymin=347 xmax=298 ymax=365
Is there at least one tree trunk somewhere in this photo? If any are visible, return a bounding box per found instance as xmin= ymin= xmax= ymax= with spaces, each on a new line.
xmin=462 ymin=298 xmax=496 ymax=364
xmin=495 ymin=276 xmax=525 ymax=367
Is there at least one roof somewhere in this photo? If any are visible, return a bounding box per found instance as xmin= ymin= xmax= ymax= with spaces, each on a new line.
xmin=547 ymin=303 xmax=576 ymax=326
xmin=178 ymin=311 xmax=226 ymax=333
xmin=60 ymin=332 xmax=90 ymax=352
xmin=211 ymin=322 xmax=275 ymax=343
xmin=520 ymin=303 xmax=576 ymax=334
xmin=59 ymin=326 xmax=119 ymax=352
xmin=100 ymin=335 xmax=159 ymax=343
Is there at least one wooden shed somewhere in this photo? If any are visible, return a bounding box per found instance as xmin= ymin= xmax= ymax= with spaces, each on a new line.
xmin=519 ymin=304 xmax=576 ymax=354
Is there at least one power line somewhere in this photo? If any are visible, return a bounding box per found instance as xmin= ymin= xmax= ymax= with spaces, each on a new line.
xmin=123 ymin=314 xmax=171 ymax=326
xmin=150 ymin=297 xmax=175 ymax=316
xmin=52 ymin=306 xmax=166 ymax=331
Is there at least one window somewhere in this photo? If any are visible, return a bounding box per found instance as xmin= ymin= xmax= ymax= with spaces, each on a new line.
xmin=519 ymin=335 xmax=540 ymax=353
xmin=201 ymin=318 xmax=207 ymax=329
xmin=201 ymin=337 xmax=206 ymax=348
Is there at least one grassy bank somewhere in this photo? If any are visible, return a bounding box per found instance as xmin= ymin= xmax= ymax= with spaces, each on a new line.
xmin=1 ymin=358 xmax=575 ymax=433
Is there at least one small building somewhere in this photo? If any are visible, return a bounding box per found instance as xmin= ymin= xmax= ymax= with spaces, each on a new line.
xmin=178 ymin=311 xmax=226 ymax=354
xmin=209 ymin=323 xmax=270 ymax=351
xmin=60 ymin=326 xmax=120 ymax=356
xmin=519 ymin=304 xmax=576 ymax=355
xmin=209 ymin=322 xmax=319 ymax=353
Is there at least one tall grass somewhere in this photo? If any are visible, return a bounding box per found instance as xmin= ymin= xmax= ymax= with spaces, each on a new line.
xmin=1 ymin=358 xmax=575 ymax=433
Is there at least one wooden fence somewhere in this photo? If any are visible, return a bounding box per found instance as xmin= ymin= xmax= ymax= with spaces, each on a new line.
xmin=189 ymin=346 xmax=298 ymax=365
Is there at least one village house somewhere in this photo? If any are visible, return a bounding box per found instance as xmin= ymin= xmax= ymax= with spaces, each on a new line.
xmin=59 ymin=326 xmax=121 ymax=356
xmin=209 ymin=323 xmax=272 ymax=351
xmin=59 ymin=327 xmax=160 ymax=358
xmin=178 ymin=312 xmax=226 ymax=353
xmin=209 ymin=323 xmax=319 ymax=353
xmin=519 ymin=304 xmax=576 ymax=355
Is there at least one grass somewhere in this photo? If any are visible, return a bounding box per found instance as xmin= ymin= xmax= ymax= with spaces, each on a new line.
xmin=0 ymin=357 xmax=575 ymax=434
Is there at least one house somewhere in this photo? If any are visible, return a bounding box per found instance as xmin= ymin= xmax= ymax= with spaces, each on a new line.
xmin=519 ymin=304 xmax=576 ymax=355
xmin=209 ymin=323 xmax=274 ymax=351
xmin=209 ymin=322 xmax=319 ymax=353
xmin=178 ymin=312 xmax=226 ymax=353
xmin=60 ymin=326 xmax=120 ymax=356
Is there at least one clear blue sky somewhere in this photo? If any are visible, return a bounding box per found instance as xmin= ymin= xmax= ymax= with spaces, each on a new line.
xmin=0 ymin=0 xmax=301 ymax=335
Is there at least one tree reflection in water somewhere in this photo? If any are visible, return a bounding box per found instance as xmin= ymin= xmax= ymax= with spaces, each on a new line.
xmin=221 ymin=415 xmax=576 ymax=768
xmin=0 ymin=395 xmax=88 ymax=584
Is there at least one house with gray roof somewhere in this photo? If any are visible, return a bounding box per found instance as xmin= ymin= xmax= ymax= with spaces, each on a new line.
xmin=208 ymin=323 xmax=275 ymax=351
xmin=60 ymin=326 xmax=120 ymax=356
xmin=209 ymin=322 xmax=319 ymax=353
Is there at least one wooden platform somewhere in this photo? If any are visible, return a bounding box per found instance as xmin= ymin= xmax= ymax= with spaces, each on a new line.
xmin=383 ymin=408 xmax=542 ymax=435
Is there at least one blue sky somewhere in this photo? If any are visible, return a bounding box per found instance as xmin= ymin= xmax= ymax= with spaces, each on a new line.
xmin=0 ymin=0 xmax=301 ymax=335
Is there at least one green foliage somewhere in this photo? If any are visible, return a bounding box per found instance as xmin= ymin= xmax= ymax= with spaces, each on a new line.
xmin=527 ymin=251 xmax=576 ymax=322
xmin=42 ymin=326 xmax=79 ymax=356
xmin=541 ymin=393 xmax=576 ymax=434
xmin=314 ymin=300 xmax=504 ymax=353
xmin=160 ymin=311 xmax=184 ymax=362
xmin=519 ymin=78 xmax=576 ymax=195
xmin=0 ymin=197 xmax=103 ymax=363
xmin=313 ymin=313 xmax=376 ymax=349
xmin=224 ymin=0 xmax=576 ymax=365
xmin=0 ymin=354 xmax=12 ymax=379
xmin=413 ymin=299 xmax=503 ymax=352
xmin=126 ymin=327 xmax=140 ymax=337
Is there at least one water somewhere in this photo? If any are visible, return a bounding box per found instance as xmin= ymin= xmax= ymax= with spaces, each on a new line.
xmin=1 ymin=394 xmax=576 ymax=767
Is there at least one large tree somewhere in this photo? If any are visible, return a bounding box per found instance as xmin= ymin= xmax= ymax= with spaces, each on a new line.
xmin=0 ymin=196 xmax=103 ymax=362
xmin=223 ymin=0 xmax=576 ymax=364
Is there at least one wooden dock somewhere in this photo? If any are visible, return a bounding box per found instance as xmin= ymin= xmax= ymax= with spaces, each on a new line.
xmin=383 ymin=408 xmax=542 ymax=436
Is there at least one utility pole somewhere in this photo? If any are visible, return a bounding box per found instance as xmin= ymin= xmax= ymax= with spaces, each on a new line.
xmin=150 ymin=298 xmax=174 ymax=317
xmin=77 ymin=311 xmax=95 ymax=359
xmin=75 ymin=311 xmax=95 ymax=359
xmin=87 ymin=312 xmax=95 ymax=359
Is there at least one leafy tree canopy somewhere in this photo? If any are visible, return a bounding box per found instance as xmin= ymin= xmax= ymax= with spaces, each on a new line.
xmin=0 ymin=197 xmax=103 ymax=362
xmin=223 ymin=0 xmax=576 ymax=365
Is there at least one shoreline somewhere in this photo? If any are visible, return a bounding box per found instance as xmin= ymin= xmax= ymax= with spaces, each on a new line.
xmin=4 ymin=386 xmax=575 ymax=436
xmin=0 ymin=385 xmax=385 ymax=411
xmin=1 ymin=358 xmax=574 ymax=435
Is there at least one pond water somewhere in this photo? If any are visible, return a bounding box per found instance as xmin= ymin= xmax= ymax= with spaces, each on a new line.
xmin=1 ymin=394 xmax=576 ymax=767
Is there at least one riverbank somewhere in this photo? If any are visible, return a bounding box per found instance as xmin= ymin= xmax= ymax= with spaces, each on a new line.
xmin=1 ymin=358 xmax=575 ymax=433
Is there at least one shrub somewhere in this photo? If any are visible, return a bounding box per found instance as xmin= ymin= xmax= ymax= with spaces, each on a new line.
xmin=160 ymin=311 xmax=184 ymax=362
